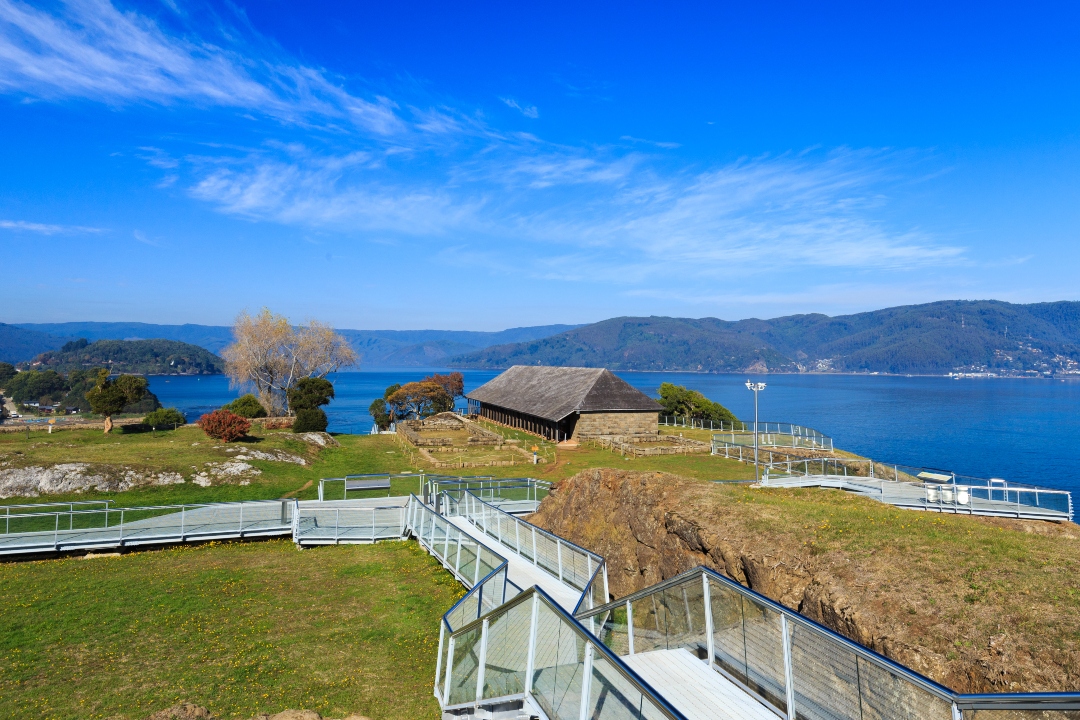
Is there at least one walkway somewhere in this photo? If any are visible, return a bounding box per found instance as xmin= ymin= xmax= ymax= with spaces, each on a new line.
xmin=623 ymin=649 xmax=776 ymax=720
xmin=446 ymin=514 xmax=581 ymax=611
xmin=764 ymin=475 xmax=1072 ymax=522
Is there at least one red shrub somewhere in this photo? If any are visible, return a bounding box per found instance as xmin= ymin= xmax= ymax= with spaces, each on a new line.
xmin=197 ymin=409 xmax=251 ymax=443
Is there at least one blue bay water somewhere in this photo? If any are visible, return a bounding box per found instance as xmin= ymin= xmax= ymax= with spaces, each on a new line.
xmin=148 ymin=371 xmax=1080 ymax=495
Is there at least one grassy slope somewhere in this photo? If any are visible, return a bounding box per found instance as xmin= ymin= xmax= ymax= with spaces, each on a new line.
xmin=0 ymin=425 xmax=756 ymax=506
xmin=0 ymin=539 xmax=463 ymax=720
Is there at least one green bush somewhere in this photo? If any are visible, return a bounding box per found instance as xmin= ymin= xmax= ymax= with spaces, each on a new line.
xmin=144 ymin=407 xmax=187 ymax=428
xmin=223 ymin=394 xmax=268 ymax=418
xmin=292 ymin=407 xmax=328 ymax=433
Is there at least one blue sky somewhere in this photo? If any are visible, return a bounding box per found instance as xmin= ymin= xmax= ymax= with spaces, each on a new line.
xmin=1 ymin=0 xmax=1079 ymax=330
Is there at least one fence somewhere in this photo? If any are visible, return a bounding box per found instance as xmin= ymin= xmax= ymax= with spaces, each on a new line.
xmin=436 ymin=586 xmax=687 ymax=720
xmin=456 ymin=490 xmax=608 ymax=612
xmin=663 ymin=416 xmax=832 ymax=443
xmin=317 ymin=473 xmax=423 ymax=501
xmin=425 ymin=475 xmax=550 ymax=509
xmin=578 ymin=566 xmax=1080 ymax=719
xmin=711 ymin=429 xmax=833 ymax=451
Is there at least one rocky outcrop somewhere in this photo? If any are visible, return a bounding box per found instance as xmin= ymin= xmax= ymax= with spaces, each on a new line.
xmin=529 ymin=468 xmax=1080 ymax=693
xmin=0 ymin=464 xmax=184 ymax=498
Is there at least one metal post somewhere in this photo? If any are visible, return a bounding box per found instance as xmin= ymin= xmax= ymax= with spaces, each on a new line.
xmin=335 ymin=508 xmax=340 ymax=542
xmin=524 ymin=594 xmax=539 ymax=694
xmin=781 ymin=615 xmax=795 ymax=719
xmin=435 ymin=623 xmax=446 ymax=695
xmin=181 ymin=506 xmax=185 ymax=540
xmin=474 ymin=544 xmax=482 ymax=586
xmin=626 ymin=601 xmax=635 ymax=655
xmin=703 ymin=575 xmax=714 ymax=666
xmin=444 ymin=520 xmax=452 ymax=558
xmin=475 ymin=618 xmax=489 ymax=704
xmin=578 ymin=643 xmax=595 ymax=720
xmin=372 ymin=508 xmax=376 ymax=541
xmin=238 ymin=502 xmax=244 ymax=535
xmin=557 ymin=540 xmax=564 ymax=581
xmin=532 ymin=527 xmax=538 ymax=565
xmin=54 ymin=512 xmax=59 ymax=549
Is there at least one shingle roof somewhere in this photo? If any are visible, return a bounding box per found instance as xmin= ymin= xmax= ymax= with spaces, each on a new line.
xmin=466 ymin=365 xmax=662 ymax=422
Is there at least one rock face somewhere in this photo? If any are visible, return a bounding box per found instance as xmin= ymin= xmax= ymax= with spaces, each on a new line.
xmin=528 ymin=468 xmax=1078 ymax=693
xmin=0 ymin=464 xmax=184 ymax=498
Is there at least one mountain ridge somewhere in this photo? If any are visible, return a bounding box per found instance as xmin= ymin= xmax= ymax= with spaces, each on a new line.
xmin=450 ymin=301 xmax=1080 ymax=376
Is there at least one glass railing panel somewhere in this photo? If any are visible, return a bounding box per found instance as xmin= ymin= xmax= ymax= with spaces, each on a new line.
xmin=448 ymin=624 xmax=482 ymax=705
xmin=742 ymin=597 xmax=788 ymax=712
xmin=599 ymin=607 xmax=630 ymax=656
xmin=664 ymin=577 xmax=707 ymax=656
xmin=856 ymin=655 xmax=953 ymax=720
xmin=708 ymin=576 xmax=749 ymax=683
xmin=534 ymin=533 xmax=561 ymax=577
xmin=531 ymin=601 xmax=587 ymax=720
xmin=790 ymin=622 xmax=861 ymax=720
xmin=630 ymin=594 xmax=667 ymax=654
xmin=588 ymin=652 xmax=655 ymax=719
xmin=446 ymin=593 xmax=479 ymax=631
xmin=458 ymin=542 xmax=478 ymax=582
xmin=481 ymin=598 xmax=531 ymax=700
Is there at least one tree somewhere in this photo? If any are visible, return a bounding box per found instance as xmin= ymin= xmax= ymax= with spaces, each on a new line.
xmin=85 ymin=370 xmax=148 ymax=433
xmin=286 ymin=377 xmax=335 ymax=412
xmin=368 ymin=398 xmax=391 ymax=430
xmin=7 ymin=369 xmax=67 ymax=405
xmin=424 ymin=372 xmax=464 ymax=402
xmin=223 ymin=394 xmax=268 ymax=418
xmin=0 ymin=363 xmax=16 ymax=388
xmin=387 ymin=381 xmax=452 ymax=419
xmin=293 ymin=408 xmax=328 ymax=433
xmin=657 ymin=382 xmax=738 ymax=425
xmin=221 ymin=309 xmax=357 ymax=416
xmin=197 ymin=409 xmax=250 ymax=443
xmin=144 ymin=407 xmax=187 ymax=429
xmin=60 ymin=338 xmax=89 ymax=353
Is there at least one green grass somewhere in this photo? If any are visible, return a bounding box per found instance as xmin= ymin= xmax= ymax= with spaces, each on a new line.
xmin=0 ymin=425 xmax=756 ymax=507
xmin=0 ymin=539 xmax=463 ymax=720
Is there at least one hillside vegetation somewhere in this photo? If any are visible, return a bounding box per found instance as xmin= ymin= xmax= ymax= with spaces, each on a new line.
xmin=452 ymin=300 xmax=1080 ymax=375
xmin=27 ymin=338 xmax=224 ymax=375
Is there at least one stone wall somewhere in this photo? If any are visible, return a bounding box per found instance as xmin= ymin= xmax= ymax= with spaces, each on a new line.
xmin=573 ymin=411 xmax=657 ymax=439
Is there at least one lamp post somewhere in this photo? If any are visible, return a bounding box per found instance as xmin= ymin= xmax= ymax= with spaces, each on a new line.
xmin=745 ymin=380 xmax=766 ymax=484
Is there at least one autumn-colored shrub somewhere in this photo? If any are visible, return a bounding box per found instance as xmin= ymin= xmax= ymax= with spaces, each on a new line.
xmin=196 ymin=409 xmax=251 ymax=443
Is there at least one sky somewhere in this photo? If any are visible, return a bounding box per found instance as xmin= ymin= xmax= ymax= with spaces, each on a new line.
xmin=1 ymin=0 xmax=1079 ymax=330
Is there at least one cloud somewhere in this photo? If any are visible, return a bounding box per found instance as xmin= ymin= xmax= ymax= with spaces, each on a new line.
xmin=621 ymin=135 xmax=681 ymax=149
xmin=0 ymin=0 xmax=403 ymax=134
xmin=501 ymin=96 xmax=539 ymax=118
xmin=0 ymin=219 xmax=102 ymax=234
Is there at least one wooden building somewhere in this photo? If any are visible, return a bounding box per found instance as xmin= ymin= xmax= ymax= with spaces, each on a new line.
xmin=465 ymin=365 xmax=662 ymax=441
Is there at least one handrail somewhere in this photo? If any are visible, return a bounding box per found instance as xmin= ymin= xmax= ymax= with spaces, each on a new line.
xmin=577 ymin=565 xmax=1080 ymax=713
xmin=439 ymin=585 xmax=689 ymax=720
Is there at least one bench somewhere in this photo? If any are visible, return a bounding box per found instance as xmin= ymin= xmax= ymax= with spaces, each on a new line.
xmin=345 ymin=478 xmax=392 ymax=492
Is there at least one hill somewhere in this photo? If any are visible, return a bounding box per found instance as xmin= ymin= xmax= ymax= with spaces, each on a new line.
xmin=26 ymin=339 xmax=225 ymax=375
xmin=0 ymin=323 xmax=69 ymax=364
xmin=452 ymin=300 xmax=1080 ymax=376
xmin=11 ymin=322 xmax=581 ymax=366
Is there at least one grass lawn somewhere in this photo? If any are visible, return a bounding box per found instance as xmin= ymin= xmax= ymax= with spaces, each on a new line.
xmin=0 ymin=425 xmax=757 ymax=507
xmin=0 ymin=539 xmax=462 ymax=720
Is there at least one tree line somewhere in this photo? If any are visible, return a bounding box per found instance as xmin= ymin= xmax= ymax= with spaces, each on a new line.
xmin=368 ymin=372 xmax=465 ymax=430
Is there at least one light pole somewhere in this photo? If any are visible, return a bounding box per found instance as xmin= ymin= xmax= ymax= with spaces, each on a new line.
xmin=745 ymin=380 xmax=766 ymax=484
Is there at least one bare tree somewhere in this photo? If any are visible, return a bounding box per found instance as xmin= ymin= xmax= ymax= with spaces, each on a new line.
xmin=222 ymin=309 xmax=358 ymax=416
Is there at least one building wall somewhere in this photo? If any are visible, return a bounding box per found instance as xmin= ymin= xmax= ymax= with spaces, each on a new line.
xmin=573 ymin=411 xmax=657 ymax=439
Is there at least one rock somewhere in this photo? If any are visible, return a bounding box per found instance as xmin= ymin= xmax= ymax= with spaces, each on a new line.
xmin=297 ymin=432 xmax=339 ymax=447
xmin=146 ymin=704 xmax=213 ymax=720
xmin=233 ymin=449 xmax=307 ymax=465
xmin=192 ymin=461 xmax=262 ymax=487
xmin=0 ymin=464 xmax=184 ymax=498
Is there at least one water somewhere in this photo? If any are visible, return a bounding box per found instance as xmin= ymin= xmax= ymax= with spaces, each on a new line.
xmin=148 ymin=371 xmax=1080 ymax=494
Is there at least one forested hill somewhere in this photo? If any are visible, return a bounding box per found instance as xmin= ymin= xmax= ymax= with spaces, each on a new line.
xmin=451 ymin=301 xmax=1080 ymax=376
xmin=26 ymin=339 xmax=225 ymax=375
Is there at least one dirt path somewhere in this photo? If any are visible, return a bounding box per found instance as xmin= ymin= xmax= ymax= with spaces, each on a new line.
xmin=281 ymin=479 xmax=313 ymax=499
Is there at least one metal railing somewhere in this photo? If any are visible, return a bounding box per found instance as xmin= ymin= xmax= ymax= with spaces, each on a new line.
xmin=578 ymin=566 xmax=1080 ymax=719
xmin=407 ymin=495 xmax=521 ymax=633
xmin=293 ymin=501 xmax=408 ymax=544
xmin=0 ymin=500 xmax=296 ymax=554
xmin=456 ymin=490 xmax=608 ymax=608
xmin=317 ymin=473 xmax=423 ymax=501
xmin=424 ymin=475 xmax=550 ymax=508
xmin=436 ymin=586 xmax=687 ymax=720
xmin=663 ymin=415 xmax=832 ymax=442
xmin=710 ymin=429 xmax=834 ymax=451
xmin=710 ymin=440 xmax=1074 ymax=520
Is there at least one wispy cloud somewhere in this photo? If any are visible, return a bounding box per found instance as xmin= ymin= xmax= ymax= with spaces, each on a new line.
xmin=0 ymin=0 xmax=403 ymax=134
xmin=501 ymin=96 xmax=539 ymax=118
xmin=0 ymin=219 xmax=102 ymax=234
xmin=0 ymin=0 xmax=967 ymax=294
